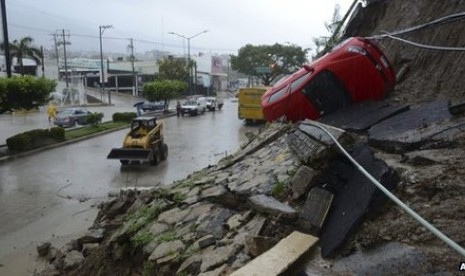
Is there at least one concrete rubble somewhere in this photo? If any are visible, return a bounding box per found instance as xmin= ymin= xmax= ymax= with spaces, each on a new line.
xmin=36 ymin=98 xmax=465 ymax=275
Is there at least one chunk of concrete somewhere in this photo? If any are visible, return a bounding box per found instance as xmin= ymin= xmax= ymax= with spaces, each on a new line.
xmin=299 ymin=187 xmax=334 ymax=234
xmin=290 ymin=165 xmax=318 ymax=200
xmin=197 ymin=235 xmax=216 ymax=249
xmin=245 ymin=235 xmax=278 ymax=257
xmin=248 ymin=194 xmax=297 ymax=218
xmin=63 ymin=250 xmax=84 ymax=271
xmin=287 ymin=121 xmax=353 ymax=165
xmin=37 ymin=242 xmax=51 ymax=257
xmin=149 ymin=240 xmax=185 ymax=261
xmin=78 ymin=228 xmax=104 ymax=244
xmin=200 ymin=244 xmax=239 ymax=272
xmin=230 ymin=231 xmax=318 ymax=276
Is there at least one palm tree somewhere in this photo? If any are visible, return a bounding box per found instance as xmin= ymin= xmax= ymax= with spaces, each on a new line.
xmin=0 ymin=36 xmax=43 ymax=76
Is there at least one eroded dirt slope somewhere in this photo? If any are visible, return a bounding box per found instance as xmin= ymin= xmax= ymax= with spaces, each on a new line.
xmin=344 ymin=0 xmax=465 ymax=105
xmin=340 ymin=0 xmax=465 ymax=268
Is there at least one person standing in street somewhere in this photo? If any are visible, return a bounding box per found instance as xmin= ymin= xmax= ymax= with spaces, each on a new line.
xmin=47 ymin=101 xmax=57 ymax=122
xmin=176 ymin=101 xmax=182 ymax=117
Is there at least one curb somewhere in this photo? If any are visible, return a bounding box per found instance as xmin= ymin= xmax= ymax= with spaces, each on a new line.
xmin=0 ymin=111 xmax=176 ymax=164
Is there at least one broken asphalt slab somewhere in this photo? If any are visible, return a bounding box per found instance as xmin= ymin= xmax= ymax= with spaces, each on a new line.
xmin=368 ymin=99 xmax=465 ymax=153
xmin=320 ymin=101 xmax=409 ymax=133
xmin=318 ymin=144 xmax=399 ymax=258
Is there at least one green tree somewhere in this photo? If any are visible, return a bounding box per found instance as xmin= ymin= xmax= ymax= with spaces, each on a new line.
xmin=312 ymin=4 xmax=344 ymax=59
xmin=142 ymin=80 xmax=187 ymax=111
xmin=230 ymin=43 xmax=307 ymax=86
xmin=157 ymin=57 xmax=189 ymax=81
xmin=0 ymin=76 xmax=56 ymax=113
xmin=0 ymin=36 xmax=43 ymax=76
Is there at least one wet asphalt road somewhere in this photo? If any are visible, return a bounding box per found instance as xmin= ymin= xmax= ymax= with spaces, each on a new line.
xmin=0 ymin=97 xmax=256 ymax=260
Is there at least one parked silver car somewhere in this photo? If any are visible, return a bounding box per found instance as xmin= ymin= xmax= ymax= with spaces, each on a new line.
xmin=139 ymin=101 xmax=165 ymax=112
xmin=54 ymin=108 xmax=92 ymax=128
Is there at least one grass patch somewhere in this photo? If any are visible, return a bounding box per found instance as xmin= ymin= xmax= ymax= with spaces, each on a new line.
xmin=65 ymin=121 xmax=129 ymax=140
xmin=173 ymin=192 xmax=187 ymax=203
xmin=126 ymin=201 xmax=168 ymax=234
xmin=142 ymin=261 xmax=155 ymax=276
xmin=271 ymin=174 xmax=285 ymax=198
xmin=155 ymin=231 xmax=177 ymax=243
xmin=131 ymin=231 xmax=155 ymax=248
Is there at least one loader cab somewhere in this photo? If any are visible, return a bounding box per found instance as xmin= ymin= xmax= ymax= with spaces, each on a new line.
xmin=130 ymin=116 xmax=157 ymax=138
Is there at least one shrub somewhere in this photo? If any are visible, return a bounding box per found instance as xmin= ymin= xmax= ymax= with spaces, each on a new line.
xmin=6 ymin=127 xmax=65 ymax=152
xmin=6 ymin=133 xmax=31 ymax=152
xmin=49 ymin=127 xmax=65 ymax=142
xmin=112 ymin=112 xmax=136 ymax=123
xmin=86 ymin=112 xmax=104 ymax=126
xmin=0 ymin=76 xmax=56 ymax=113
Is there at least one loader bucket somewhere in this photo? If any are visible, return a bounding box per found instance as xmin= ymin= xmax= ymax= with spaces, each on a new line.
xmin=107 ymin=148 xmax=153 ymax=162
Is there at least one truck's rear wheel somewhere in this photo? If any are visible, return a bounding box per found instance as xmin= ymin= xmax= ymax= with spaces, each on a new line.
xmin=161 ymin=143 xmax=168 ymax=161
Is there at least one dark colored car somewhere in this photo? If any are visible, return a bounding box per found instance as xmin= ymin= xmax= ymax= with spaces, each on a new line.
xmin=54 ymin=108 xmax=92 ymax=127
xmin=261 ymin=37 xmax=396 ymax=122
xmin=139 ymin=101 xmax=164 ymax=112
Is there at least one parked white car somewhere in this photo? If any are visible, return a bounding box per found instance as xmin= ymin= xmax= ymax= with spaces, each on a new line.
xmin=200 ymin=97 xmax=217 ymax=111
xmin=180 ymin=98 xmax=207 ymax=116
xmin=199 ymin=96 xmax=224 ymax=111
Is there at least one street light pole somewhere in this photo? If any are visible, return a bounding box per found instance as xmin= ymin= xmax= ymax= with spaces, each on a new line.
xmin=99 ymin=25 xmax=112 ymax=104
xmin=1 ymin=0 xmax=11 ymax=78
xmin=168 ymin=30 xmax=208 ymax=95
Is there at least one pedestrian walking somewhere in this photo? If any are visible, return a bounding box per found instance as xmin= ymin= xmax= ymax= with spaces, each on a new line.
xmin=133 ymin=101 xmax=144 ymax=117
xmin=176 ymin=101 xmax=182 ymax=117
xmin=47 ymin=101 xmax=57 ymax=122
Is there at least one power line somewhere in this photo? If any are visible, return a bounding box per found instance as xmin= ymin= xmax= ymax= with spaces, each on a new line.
xmin=8 ymin=0 xmax=99 ymax=30
xmin=8 ymin=23 xmax=51 ymax=35
xmin=380 ymin=32 xmax=465 ymax=51
xmin=6 ymin=2 xmax=238 ymax=53
xmin=6 ymin=1 xmax=238 ymax=53
xmin=305 ymin=121 xmax=465 ymax=258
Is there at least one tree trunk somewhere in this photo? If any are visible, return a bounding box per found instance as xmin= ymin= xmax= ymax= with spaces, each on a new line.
xmin=19 ymin=57 xmax=24 ymax=76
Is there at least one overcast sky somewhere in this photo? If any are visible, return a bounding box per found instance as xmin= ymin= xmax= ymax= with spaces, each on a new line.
xmin=4 ymin=0 xmax=354 ymax=56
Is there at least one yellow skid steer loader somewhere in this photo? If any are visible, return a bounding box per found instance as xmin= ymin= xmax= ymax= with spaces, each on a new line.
xmin=107 ymin=116 xmax=168 ymax=165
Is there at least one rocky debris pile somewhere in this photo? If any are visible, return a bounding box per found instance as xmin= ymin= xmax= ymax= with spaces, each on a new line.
xmin=34 ymin=123 xmax=396 ymax=275
xmin=36 ymin=117 xmax=405 ymax=276
xmin=36 ymin=95 xmax=465 ymax=275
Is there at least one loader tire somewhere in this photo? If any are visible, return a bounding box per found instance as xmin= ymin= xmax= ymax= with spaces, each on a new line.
xmin=150 ymin=149 xmax=160 ymax=166
xmin=161 ymin=143 xmax=168 ymax=161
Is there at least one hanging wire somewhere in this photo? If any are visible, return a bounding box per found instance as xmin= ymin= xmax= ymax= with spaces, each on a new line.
xmin=366 ymin=11 xmax=465 ymax=40
xmin=303 ymin=121 xmax=465 ymax=258
xmin=378 ymin=32 xmax=465 ymax=51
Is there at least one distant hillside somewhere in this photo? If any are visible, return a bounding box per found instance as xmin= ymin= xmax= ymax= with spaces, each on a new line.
xmin=344 ymin=0 xmax=465 ymax=105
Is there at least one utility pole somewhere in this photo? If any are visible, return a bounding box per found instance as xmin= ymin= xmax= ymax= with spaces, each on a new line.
xmin=53 ymin=33 xmax=60 ymax=79
xmin=40 ymin=46 xmax=45 ymax=77
xmin=57 ymin=30 xmax=71 ymax=88
xmin=1 ymin=0 xmax=11 ymax=77
xmin=168 ymin=30 xmax=209 ymax=95
xmin=129 ymin=38 xmax=137 ymax=96
xmin=99 ymin=25 xmax=113 ymax=105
